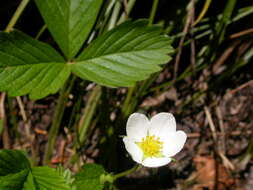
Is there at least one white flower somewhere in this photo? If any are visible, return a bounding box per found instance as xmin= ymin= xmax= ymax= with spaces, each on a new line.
xmin=123 ymin=112 xmax=187 ymax=168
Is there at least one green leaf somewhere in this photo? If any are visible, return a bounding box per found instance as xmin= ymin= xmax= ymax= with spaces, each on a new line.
xmin=0 ymin=150 xmax=71 ymax=190
xmin=35 ymin=0 xmax=103 ymax=59
xmin=22 ymin=172 xmax=36 ymax=190
xmin=0 ymin=149 xmax=31 ymax=176
xmin=72 ymin=20 xmax=174 ymax=87
xmin=0 ymin=30 xmax=71 ymax=100
xmin=56 ymin=166 xmax=75 ymax=186
xmin=31 ymin=167 xmax=71 ymax=190
xmin=74 ymin=164 xmax=106 ymax=190
xmin=0 ymin=170 xmax=29 ymax=190
xmin=0 ymin=150 xmax=31 ymax=190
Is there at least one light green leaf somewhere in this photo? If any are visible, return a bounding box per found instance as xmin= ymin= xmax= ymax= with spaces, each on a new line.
xmin=0 ymin=30 xmax=70 ymax=100
xmin=56 ymin=166 xmax=75 ymax=186
xmin=32 ymin=167 xmax=70 ymax=190
xmin=72 ymin=20 xmax=174 ymax=87
xmin=31 ymin=167 xmax=71 ymax=190
xmin=35 ymin=0 xmax=103 ymax=59
xmin=74 ymin=164 xmax=106 ymax=190
xmin=22 ymin=172 xmax=36 ymax=190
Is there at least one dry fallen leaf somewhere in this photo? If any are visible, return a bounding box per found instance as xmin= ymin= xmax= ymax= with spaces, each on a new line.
xmin=193 ymin=155 xmax=234 ymax=190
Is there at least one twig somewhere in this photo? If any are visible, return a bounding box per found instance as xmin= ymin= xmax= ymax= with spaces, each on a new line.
xmin=204 ymin=106 xmax=217 ymax=141
xmin=16 ymin=97 xmax=31 ymax=137
xmin=230 ymin=28 xmax=253 ymax=39
xmin=229 ymin=80 xmax=253 ymax=94
xmin=215 ymin=106 xmax=225 ymax=153
xmin=212 ymin=41 xmax=240 ymax=73
xmin=16 ymin=97 xmax=37 ymax=164
xmin=0 ymin=93 xmax=10 ymax=148
xmin=204 ymin=106 xmax=219 ymax=189
xmin=174 ymin=1 xmax=194 ymax=79
xmin=204 ymin=106 xmax=235 ymax=171
xmin=187 ymin=130 xmax=252 ymax=138
xmin=190 ymin=0 xmax=196 ymax=73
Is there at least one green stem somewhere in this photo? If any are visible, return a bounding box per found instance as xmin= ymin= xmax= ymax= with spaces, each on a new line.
xmin=121 ymin=86 xmax=135 ymax=117
xmin=78 ymin=85 xmax=102 ymax=145
xmin=113 ymin=165 xmax=141 ymax=181
xmin=5 ymin=0 xmax=30 ymax=32
xmin=120 ymin=0 xmax=160 ymax=115
xmin=35 ymin=24 xmax=47 ymax=39
xmin=43 ymin=76 xmax=76 ymax=165
xmin=149 ymin=0 xmax=159 ymax=26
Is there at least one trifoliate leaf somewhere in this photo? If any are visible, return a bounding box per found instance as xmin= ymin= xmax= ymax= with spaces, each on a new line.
xmin=35 ymin=0 xmax=103 ymax=59
xmin=0 ymin=30 xmax=70 ymax=100
xmin=72 ymin=20 xmax=174 ymax=87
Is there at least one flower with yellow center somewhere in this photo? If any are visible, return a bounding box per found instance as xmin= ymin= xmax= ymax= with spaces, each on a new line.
xmin=123 ymin=113 xmax=187 ymax=167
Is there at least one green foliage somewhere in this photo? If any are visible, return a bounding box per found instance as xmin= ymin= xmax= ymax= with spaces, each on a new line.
xmin=73 ymin=20 xmax=174 ymax=87
xmin=0 ymin=20 xmax=173 ymax=99
xmin=0 ymin=150 xmax=30 ymax=189
xmin=0 ymin=149 xmax=71 ymax=190
xmin=0 ymin=170 xmax=29 ymax=190
xmin=35 ymin=0 xmax=103 ymax=59
xmin=74 ymin=164 xmax=107 ymax=190
xmin=0 ymin=30 xmax=70 ymax=100
xmin=0 ymin=149 xmax=31 ymax=175
xmin=31 ymin=167 xmax=71 ymax=190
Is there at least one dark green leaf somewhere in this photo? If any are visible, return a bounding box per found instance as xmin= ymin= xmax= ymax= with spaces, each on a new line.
xmin=0 ymin=149 xmax=31 ymax=176
xmin=35 ymin=0 xmax=103 ymax=59
xmin=0 ymin=30 xmax=70 ymax=100
xmin=0 ymin=170 xmax=29 ymax=190
xmin=74 ymin=164 xmax=106 ymax=190
xmin=72 ymin=20 xmax=174 ymax=87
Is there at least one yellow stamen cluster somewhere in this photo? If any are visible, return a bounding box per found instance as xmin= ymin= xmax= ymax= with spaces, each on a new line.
xmin=136 ymin=135 xmax=164 ymax=160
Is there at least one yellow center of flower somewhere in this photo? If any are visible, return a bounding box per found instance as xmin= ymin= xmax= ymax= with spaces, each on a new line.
xmin=136 ymin=135 xmax=164 ymax=160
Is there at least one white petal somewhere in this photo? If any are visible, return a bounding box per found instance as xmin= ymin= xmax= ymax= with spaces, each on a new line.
xmin=123 ymin=137 xmax=143 ymax=164
xmin=142 ymin=157 xmax=171 ymax=167
xmin=149 ymin=113 xmax=176 ymax=140
xmin=162 ymin=131 xmax=187 ymax=157
xmin=126 ymin=113 xmax=149 ymax=140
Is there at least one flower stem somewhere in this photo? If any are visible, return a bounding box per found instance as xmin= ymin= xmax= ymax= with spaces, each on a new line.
xmin=5 ymin=0 xmax=30 ymax=32
xmin=113 ymin=164 xmax=142 ymax=181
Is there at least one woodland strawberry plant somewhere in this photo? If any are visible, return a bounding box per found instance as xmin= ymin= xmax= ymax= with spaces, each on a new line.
xmin=1 ymin=0 xmax=252 ymax=189
xmin=0 ymin=0 xmax=174 ymax=189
